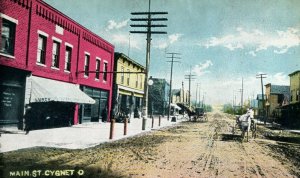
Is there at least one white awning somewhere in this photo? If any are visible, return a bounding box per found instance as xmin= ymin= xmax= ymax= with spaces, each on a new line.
xmin=29 ymin=76 xmax=95 ymax=104
xmin=170 ymin=103 xmax=181 ymax=110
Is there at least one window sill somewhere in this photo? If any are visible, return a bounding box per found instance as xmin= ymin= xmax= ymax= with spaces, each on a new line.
xmin=84 ymin=75 xmax=89 ymax=78
xmin=64 ymin=70 xmax=71 ymax=73
xmin=36 ymin=62 xmax=47 ymax=67
xmin=0 ymin=52 xmax=15 ymax=59
xmin=95 ymin=78 xmax=100 ymax=81
xmin=51 ymin=67 xmax=60 ymax=70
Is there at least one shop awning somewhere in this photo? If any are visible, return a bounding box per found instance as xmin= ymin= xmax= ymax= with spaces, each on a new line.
xmin=29 ymin=76 xmax=95 ymax=104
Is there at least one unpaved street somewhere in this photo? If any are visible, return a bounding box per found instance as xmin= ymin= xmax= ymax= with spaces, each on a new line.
xmin=1 ymin=111 xmax=299 ymax=178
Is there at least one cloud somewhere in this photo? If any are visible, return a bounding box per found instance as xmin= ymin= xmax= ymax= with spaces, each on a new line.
xmin=155 ymin=33 xmax=183 ymax=49
xmin=105 ymin=19 xmax=129 ymax=31
xmin=248 ymin=51 xmax=257 ymax=57
xmin=269 ymin=72 xmax=289 ymax=85
xmin=201 ymin=27 xmax=300 ymax=55
xmin=110 ymin=33 xmax=141 ymax=50
xmin=192 ymin=60 xmax=213 ymax=76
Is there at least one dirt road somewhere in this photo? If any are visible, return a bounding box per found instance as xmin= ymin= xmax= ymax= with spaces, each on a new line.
xmin=1 ymin=111 xmax=299 ymax=178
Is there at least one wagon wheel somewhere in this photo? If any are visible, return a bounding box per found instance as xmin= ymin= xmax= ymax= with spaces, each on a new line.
xmin=232 ymin=123 xmax=237 ymax=134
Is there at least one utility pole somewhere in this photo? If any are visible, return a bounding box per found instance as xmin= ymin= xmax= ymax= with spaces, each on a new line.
xmin=202 ymin=92 xmax=206 ymax=109
xmin=185 ymin=67 xmax=196 ymax=109
xmin=166 ymin=52 xmax=181 ymax=120
xmin=195 ymin=83 xmax=200 ymax=107
xmin=182 ymin=81 xmax=184 ymax=104
xmin=256 ymin=73 xmax=267 ymax=125
xmin=130 ymin=0 xmax=167 ymax=127
xmin=198 ymin=83 xmax=201 ymax=107
xmin=241 ymin=77 xmax=244 ymax=109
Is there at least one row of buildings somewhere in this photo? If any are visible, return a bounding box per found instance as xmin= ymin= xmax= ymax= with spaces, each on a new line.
xmin=255 ymin=70 xmax=300 ymax=128
xmin=0 ymin=0 xmax=192 ymax=130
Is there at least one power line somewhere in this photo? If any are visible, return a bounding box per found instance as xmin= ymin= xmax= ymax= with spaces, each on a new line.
xmin=185 ymin=67 xmax=196 ymax=108
xmin=166 ymin=52 xmax=181 ymax=120
xmin=130 ymin=0 xmax=168 ymax=121
xmin=256 ymin=73 xmax=267 ymax=125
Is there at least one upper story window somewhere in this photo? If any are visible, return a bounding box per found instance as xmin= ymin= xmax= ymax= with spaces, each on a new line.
xmin=37 ymin=34 xmax=47 ymax=65
xmin=64 ymin=46 xmax=72 ymax=72
xmin=84 ymin=54 xmax=90 ymax=77
xmin=95 ymin=58 xmax=101 ymax=80
xmin=1 ymin=18 xmax=16 ymax=56
xmin=297 ymin=90 xmax=299 ymax=101
xmin=121 ymin=66 xmax=124 ymax=84
xmin=103 ymin=62 xmax=108 ymax=81
xmin=135 ymin=74 xmax=138 ymax=88
xmin=52 ymin=41 xmax=60 ymax=68
xmin=127 ymin=69 xmax=130 ymax=85
xmin=140 ymin=75 xmax=143 ymax=89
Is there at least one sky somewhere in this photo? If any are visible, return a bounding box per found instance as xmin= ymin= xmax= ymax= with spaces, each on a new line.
xmin=44 ymin=0 xmax=300 ymax=105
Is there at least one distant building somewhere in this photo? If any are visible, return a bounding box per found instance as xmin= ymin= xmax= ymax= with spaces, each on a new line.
xmin=289 ymin=70 xmax=300 ymax=104
xmin=265 ymin=83 xmax=290 ymax=119
xmin=148 ymin=78 xmax=170 ymax=116
xmin=172 ymin=89 xmax=190 ymax=105
xmin=112 ymin=52 xmax=145 ymax=119
xmin=256 ymin=94 xmax=266 ymax=117
xmin=280 ymin=70 xmax=300 ymax=128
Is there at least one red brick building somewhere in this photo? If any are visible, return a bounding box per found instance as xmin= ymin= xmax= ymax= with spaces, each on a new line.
xmin=0 ymin=0 xmax=114 ymax=130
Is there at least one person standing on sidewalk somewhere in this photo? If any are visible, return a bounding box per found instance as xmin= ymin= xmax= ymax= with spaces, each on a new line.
xmin=101 ymin=107 xmax=108 ymax=122
xmin=24 ymin=104 xmax=33 ymax=135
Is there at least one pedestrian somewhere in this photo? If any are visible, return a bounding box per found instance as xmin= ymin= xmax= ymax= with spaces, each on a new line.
xmin=24 ymin=104 xmax=33 ymax=135
xmin=101 ymin=107 xmax=108 ymax=122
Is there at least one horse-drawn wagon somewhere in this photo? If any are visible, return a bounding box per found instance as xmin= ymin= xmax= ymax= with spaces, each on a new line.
xmin=232 ymin=113 xmax=257 ymax=141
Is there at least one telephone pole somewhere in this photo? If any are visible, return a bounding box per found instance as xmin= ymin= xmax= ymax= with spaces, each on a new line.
xmin=130 ymin=0 xmax=167 ymax=124
xmin=256 ymin=73 xmax=267 ymax=125
xmin=195 ymin=83 xmax=200 ymax=107
xmin=240 ymin=77 xmax=244 ymax=109
xmin=166 ymin=52 xmax=181 ymax=120
xmin=185 ymin=67 xmax=196 ymax=108
xmin=198 ymin=83 xmax=201 ymax=107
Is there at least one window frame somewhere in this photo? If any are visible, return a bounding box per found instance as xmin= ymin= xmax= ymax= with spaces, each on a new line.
xmin=95 ymin=58 xmax=101 ymax=80
xmin=140 ymin=75 xmax=143 ymax=89
xmin=36 ymin=33 xmax=48 ymax=65
xmin=0 ymin=13 xmax=18 ymax=58
xmin=135 ymin=73 xmax=138 ymax=88
xmin=84 ymin=52 xmax=90 ymax=77
xmin=64 ymin=45 xmax=72 ymax=72
xmin=51 ymin=40 xmax=61 ymax=69
xmin=127 ymin=69 xmax=130 ymax=86
xmin=103 ymin=61 xmax=108 ymax=82
xmin=121 ymin=66 xmax=124 ymax=84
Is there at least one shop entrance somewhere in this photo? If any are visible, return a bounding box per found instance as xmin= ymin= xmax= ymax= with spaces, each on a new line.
xmin=0 ymin=66 xmax=27 ymax=129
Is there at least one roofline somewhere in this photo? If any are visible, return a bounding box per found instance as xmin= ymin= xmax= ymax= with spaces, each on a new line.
xmin=114 ymin=52 xmax=145 ymax=69
xmin=288 ymin=70 xmax=300 ymax=76
xmin=37 ymin=0 xmax=114 ymax=49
